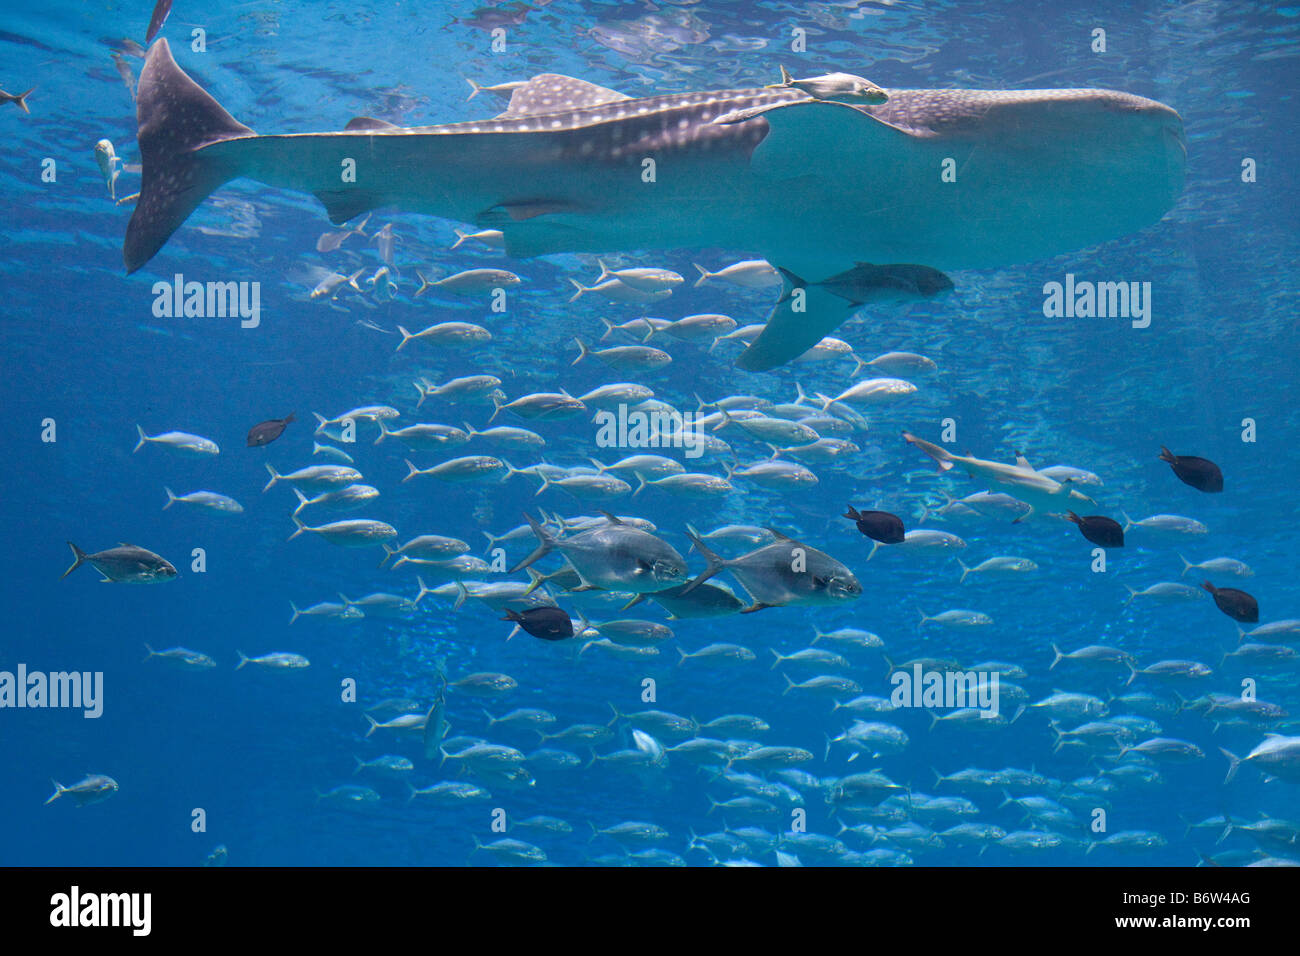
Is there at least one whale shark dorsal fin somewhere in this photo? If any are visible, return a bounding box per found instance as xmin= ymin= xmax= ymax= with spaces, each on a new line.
xmin=499 ymin=74 xmax=630 ymax=118
xmin=345 ymin=116 xmax=399 ymax=131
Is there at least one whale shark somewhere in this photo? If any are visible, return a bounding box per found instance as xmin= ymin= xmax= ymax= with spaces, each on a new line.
xmin=124 ymin=39 xmax=1185 ymax=371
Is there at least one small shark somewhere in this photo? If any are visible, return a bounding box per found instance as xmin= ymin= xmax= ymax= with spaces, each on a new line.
xmin=124 ymin=39 xmax=1185 ymax=370
xmin=902 ymin=431 xmax=1095 ymax=521
xmin=0 ymin=86 xmax=33 ymax=114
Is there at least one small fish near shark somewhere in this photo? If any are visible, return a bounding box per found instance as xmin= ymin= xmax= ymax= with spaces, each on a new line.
xmin=123 ymin=40 xmax=1185 ymax=370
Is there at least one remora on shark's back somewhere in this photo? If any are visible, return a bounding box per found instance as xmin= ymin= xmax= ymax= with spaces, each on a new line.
xmin=124 ymin=40 xmax=1185 ymax=370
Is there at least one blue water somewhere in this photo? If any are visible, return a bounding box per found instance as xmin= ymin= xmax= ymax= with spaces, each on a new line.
xmin=2 ymin=0 xmax=1297 ymax=867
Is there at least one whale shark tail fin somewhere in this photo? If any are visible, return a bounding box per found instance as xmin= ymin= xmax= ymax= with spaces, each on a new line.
xmin=124 ymin=39 xmax=256 ymax=273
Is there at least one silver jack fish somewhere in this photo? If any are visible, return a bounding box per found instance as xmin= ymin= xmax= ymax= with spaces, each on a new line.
xmin=683 ymin=525 xmax=861 ymax=613
xmin=45 ymin=774 xmax=119 ymax=807
xmin=511 ymin=512 xmax=687 ymax=594
xmin=61 ymin=542 xmax=177 ymax=583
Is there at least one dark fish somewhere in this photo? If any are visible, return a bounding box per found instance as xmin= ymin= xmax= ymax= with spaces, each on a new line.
xmin=842 ymin=505 xmax=905 ymax=544
xmin=1065 ymin=511 xmax=1124 ymax=548
xmin=62 ymin=542 xmax=177 ymax=583
xmin=1201 ymin=581 xmax=1258 ymax=623
xmin=1158 ymin=446 xmax=1223 ymax=493
xmin=502 ymin=607 xmax=574 ymax=641
xmin=145 ymin=0 xmax=174 ymax=44
xmin=247 ymin=413 xmax=295 ymax=447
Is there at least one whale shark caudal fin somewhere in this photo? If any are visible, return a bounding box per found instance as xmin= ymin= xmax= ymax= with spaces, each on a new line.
xmin=124 ymin=39 xmax=256 ymax=273
xmin=125 ymin=38 xmax=389 ymax=273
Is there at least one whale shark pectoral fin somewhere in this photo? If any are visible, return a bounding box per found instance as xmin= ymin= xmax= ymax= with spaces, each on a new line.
xmin=735 ymin=276 xmax=857 ymax=373
xmin=737 ymin=260 xmax=952 ymax=371
xmin=315 ymin=188 xmax=379 ymax=226
xmin=480 ymin=200 xmax=588 ymax=255
xmin=746 ymin=99 xmax=921 ymax=182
